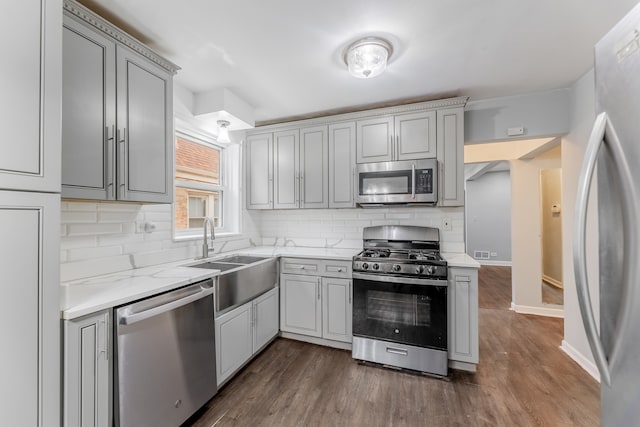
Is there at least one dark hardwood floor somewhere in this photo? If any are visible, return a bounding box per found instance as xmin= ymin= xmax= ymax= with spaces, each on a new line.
xmin=542 ymin=281 xmax=564 ymax=306
xmin=184 ymin=266 xmax=599 ymax=426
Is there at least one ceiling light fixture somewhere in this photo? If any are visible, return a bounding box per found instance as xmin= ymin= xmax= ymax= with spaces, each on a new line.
xmin=344 ymin=37 xmax=393 ymax=79
xmin=217 ymin=120 xmax=230 ymax=143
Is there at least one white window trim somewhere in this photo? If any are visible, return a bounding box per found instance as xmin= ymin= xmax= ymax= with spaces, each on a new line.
xmin=173 ymin=128 xmax=239 ymax=240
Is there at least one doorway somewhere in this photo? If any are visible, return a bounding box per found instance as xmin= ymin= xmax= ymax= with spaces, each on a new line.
xmin=540 ymin=168 xmax=563 ymax=306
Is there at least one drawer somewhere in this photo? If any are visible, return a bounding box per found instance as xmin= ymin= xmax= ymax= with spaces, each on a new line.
xmin=280 ymin=258 xmax=321 ymax=276
xmin=321 ymin=260 xmax=352 ymax=278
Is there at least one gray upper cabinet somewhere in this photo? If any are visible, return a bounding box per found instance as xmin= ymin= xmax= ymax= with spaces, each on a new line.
xmin=246 ymin=97 xmax=467 ymax=209
xmin=395 ymin=111 xmax=436 ymax=160
xmin=273 ymin=129 xmax=300 ymax=209
xmin=0 ymin=0 xmax=61 ymax=193
xmin=328 ymin=122 xmax=356 ymax=208
xmin=356 ymin=111 xmax=436 ymax=163
xmin=61 ymin=1 xmax=178 ymax=203
xmin=246 ymin=126 xmax=329 ymax=210
xmin=246 ymin=133 xmax=273 ymax=209
xmin=356 ymin=116 xmax=394 ymax=163
xmin=437 ymin=107 xmax=464 ymax=206
xmin=300 ymin=126 xmax=328 ymax=208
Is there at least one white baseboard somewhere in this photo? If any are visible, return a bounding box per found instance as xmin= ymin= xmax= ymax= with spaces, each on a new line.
xmin=542 ymin=275 xmax=563 ymax=288
xmin=510 ymin=302 xmax=564 ymax=318
xmin=448 ymin=360 xmax=477 ymax=372
xmin=477 ymin=260 xmax=512 ymax=267
xmin=561 ymin=340 xmax=600 ymax=382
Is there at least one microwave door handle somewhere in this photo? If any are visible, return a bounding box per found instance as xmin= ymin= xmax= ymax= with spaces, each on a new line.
xmin=411 ymin=163 xmax=416 ymax=199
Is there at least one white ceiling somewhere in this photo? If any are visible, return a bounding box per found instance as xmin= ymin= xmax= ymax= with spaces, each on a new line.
xmin=77 ymin=0 xmax=639 ymax=124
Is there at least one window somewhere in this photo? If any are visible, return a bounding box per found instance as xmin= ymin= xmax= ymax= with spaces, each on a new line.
xmin=174 ymin=132 xmax=224 ymax=236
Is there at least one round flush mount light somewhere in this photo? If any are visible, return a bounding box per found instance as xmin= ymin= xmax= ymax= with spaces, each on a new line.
xmin=343 ymin=37 xmax=393 ymax=79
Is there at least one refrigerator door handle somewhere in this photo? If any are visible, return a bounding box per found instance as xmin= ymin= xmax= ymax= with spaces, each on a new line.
xmin=574 ymin=111 xmax=638 ymax=387
xmin=573 ymin=112 xmax=611 ymax=385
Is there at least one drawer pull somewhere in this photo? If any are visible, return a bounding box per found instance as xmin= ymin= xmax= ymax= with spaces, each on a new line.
xmin=386 ymin=347 xmax=408 ymax=356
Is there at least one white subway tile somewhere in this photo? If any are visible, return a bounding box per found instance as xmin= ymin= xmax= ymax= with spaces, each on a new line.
xmin=61 ymin=236 xmax=97 ymax=250
xmin=61 ymin=211 xmax=97 ymax=224
xmin=385 ymin=213 xmax=412 ymax=220
xmin=123 ymin=240 xmax=164 ymax=254
xmin=97 ymin=202 xmax=143 ymax=212
xmin=67 ymin=245 xmax=123 ymax=262
xmin=97 ymin=211 xmax=139 ymax=223
xmin=61 ymin=255 xmax=133 ymax=282
xmin=67 ymin=223 xmax=122 ymax=236
xmin=98 ymin=233 xmax=143 ymax=247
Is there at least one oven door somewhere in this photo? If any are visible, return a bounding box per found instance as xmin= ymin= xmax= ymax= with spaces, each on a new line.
xmin=352 ymin=273 xmax=447 ymax=351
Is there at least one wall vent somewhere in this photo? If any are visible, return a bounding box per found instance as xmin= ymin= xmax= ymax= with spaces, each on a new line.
xmin=473 ymin=250 xmax=490 ymax=260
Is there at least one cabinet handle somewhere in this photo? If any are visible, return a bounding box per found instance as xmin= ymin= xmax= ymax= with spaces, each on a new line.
xmin=254 ymin=304 xmax=258 ymax=326
xmin=300 ymin=174 xmax=305 ymax=206
xmin=389 ymin=134 xmax=394 ymax=160
xmin=117 ymin=128 xmax=127 ymax=199
xmin=411 ymin=163 xmax=416 ymax=200
xmin=268 ymin=176 xmax=273 ymax=207
xmin=395 ymin=135 xmax=400 ymax=160
xmin=317 ymin=280 xmax=321 ymax=300
xmin=348 ymin=280 xmax=352 ymax=304
xmin=99 ymin=311 xmax=109 ymax=360
xmin=105 ymin=125 xmax=115 ymax=199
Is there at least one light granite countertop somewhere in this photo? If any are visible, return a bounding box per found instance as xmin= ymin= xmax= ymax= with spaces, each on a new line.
xmin=60 ymin=246 xmax=477 ymax=320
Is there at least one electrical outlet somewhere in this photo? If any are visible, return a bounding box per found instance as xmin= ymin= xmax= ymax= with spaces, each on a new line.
xmin=491 ymin=252 xmax=497 ymax=257
xmin=442 ymin=217 xmax=452 ymax=231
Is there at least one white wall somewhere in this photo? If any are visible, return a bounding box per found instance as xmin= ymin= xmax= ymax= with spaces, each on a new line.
xmin=540 ymin=168 xmax=563 ymax=286
xmin=465 ymin=89 xmax=571 ymax=143
xmin=510 ymin=148 xmax=561 ymax=314
xmin=465 ymin=171 xmax=512 ymax=264
xmin=561 ymin=69 xmax=600 ymax=380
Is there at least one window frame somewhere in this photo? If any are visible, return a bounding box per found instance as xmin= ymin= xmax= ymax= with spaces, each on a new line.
xmin=173 ymin=129 xmax=228 ymax=239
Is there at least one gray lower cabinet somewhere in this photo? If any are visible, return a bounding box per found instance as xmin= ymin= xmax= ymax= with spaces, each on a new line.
xmin=437 ymin=107 xmax=465 ymax=206
xmin=63 ymin=310 xmax=111 ymax=427
xmin=280 ymin=258 xmax=353 ymax=343
xmin=215 ymin=287 xmax=279 ymax=386
xmin=61 ymin=2 xmax=177 ymax=203
xmin=448 ymin=267 xmax=479 ymax=364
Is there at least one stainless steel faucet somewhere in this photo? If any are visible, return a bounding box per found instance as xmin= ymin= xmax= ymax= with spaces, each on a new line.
xmin=202 ymin=217 xmax=215 ymax=258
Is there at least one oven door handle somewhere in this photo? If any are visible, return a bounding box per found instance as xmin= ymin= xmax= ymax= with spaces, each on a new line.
xmin=411 ymin=163 xmax=416 ymax=199
xmin=352 ymin=272 xmax=447 ymax=287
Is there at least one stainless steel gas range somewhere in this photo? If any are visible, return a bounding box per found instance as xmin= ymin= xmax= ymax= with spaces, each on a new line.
xmin=351 ymin=225 xmax=448 ymax=376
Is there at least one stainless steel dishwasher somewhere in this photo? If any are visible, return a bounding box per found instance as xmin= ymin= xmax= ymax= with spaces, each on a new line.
xmin=115 ymin=279 xmax=216 ymax=427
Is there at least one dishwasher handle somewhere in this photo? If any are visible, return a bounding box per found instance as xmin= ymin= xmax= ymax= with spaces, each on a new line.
xmin=119 ymin=281 xmax=213 ymax=326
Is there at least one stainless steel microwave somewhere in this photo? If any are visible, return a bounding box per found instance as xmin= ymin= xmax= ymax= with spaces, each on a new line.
xmin=356 ymin=159 xmax=438 ymax=206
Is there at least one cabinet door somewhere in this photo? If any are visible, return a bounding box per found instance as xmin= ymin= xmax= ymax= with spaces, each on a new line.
xmin=246 ymin=133 xmax=273 ymax=209
xmin=356 ymin=117 xmax=394 ymax=163
xmin=300 ymin=126 xmax=328 ymax=208
xmin=448 ymin=268 xmax=479 ymax=364
xmin=328 ymin=122 xmax=356 ymax=208
xmin=215 ymin=302 xmax=253 ymax=385
xmin=116 ymin=46 xmax=173 ymax=203
xmin=437 ymin=108 xmax=464 ymax=206
xmin=0 ymin=191 xmax=59 ymax=427
xmin=62 ymin=16 xmax=116 ymax=200
xmin=321 ymin=278 xmax=352 ymax=343
xmin=0 ymin=0 xmax=61 ymax=193
xmin=253 ymin=288 xmax=280 ymax=352
xmin=64 ymin=310 xmax=111 ymax=427
xmin=273 ymin=129 xmax=299 ymax=209
xmin=280 ymin=274 xmax=322 ymax=337
xmin=396 ymin=111 xmax=437 ymax=160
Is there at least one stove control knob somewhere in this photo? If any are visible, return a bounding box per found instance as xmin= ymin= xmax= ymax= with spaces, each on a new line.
xmin=362 ymin=262 xmax=369 ymax=270
xmin=426 ymin=265 xmax=435 ymax=275
xmin=393 ymin=264 xmax=402 ymax=272
xmin=372 ymin=263 xmax=379 ymax=270
xmin=415 ymin=266 xmax=424 ymax=274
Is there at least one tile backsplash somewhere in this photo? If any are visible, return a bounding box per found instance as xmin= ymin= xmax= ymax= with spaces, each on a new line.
xmin=60 ymin=201 xmax=464 ymax=282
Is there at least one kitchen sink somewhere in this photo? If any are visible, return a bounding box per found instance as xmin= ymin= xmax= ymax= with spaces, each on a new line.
xmin=189 ymin=262 xmax=244 ymax=272
xmin=214 ymin=255 xmax=269 ymax=264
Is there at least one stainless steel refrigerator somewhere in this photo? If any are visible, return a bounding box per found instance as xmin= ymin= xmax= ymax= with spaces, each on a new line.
xmin=574 ymin=2 xmax=640 ymax=425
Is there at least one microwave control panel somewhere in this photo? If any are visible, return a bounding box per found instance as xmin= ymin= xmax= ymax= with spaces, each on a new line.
xmin=415 ymin=169 xmax=433 ymax=194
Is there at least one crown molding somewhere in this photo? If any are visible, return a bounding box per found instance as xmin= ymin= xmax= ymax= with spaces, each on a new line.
xmin=63 ymin=0 xmax=180 ymax=74
xmin=249 ymin=96 xmax=468 ymax=134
